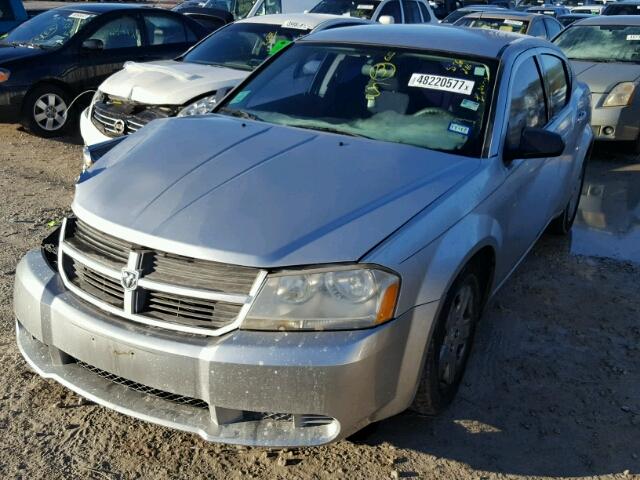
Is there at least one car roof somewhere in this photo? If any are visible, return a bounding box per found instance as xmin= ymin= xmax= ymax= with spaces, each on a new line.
xmin=302 ymin=23 xmax=549 ymax=58
xmin=527 ymin=5 xmax=565 ymax=10
xmin=462 ymin=11 xmax=540 ymax=20
xmin=237 ymin=13 xmax=361 ymax=29
xmin=55 ymin=3 xmax=156 ymax=14
xmin=458 ymin=5 xmax=507 ymax=10
xmin=575 ymin=14 xmax=640 ymax=25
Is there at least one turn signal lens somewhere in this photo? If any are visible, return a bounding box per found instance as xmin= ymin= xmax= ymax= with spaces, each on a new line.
xmin=0 ymin=68 xmax=10 ymax=83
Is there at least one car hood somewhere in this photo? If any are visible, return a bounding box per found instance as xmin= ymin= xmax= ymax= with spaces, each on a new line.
xmin=98 ymin=60 xmax=249 ymax=105
xmin=74 ymin=116 xmax=480 ymax=268
xmin=571 ymin=61 xmax=640 ymax=94
xmin=0 ymin=44 xmax=44 ymax=64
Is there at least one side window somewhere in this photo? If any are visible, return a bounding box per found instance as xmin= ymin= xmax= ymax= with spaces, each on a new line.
xmin=544 ymin=18 xmax=562 ymax=39
xmin=528 ymin=19 xmax=546 ymax=38
xmin=540 ymin=54 xmax=569 ymax=118
xmin=87 ymin=16 xmax=142 ymax=50
xmin=402 ymin=0 xmax=422 ymax=23
xmin=378 ymin=0 xmax=402 ymax=23
xmin=143 ymin=15 xmax=187 ymax=45
xmin=507 ymin=57 xmax=547 ymax=147
xmin=255 ymin=0 xmax=282 ymax=15
xmin=418 ymin=2 xmax=431 ymax=22
xmin=0 ymin=0 xmax=16 ymax=21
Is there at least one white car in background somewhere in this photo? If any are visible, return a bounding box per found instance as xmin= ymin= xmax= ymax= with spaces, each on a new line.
xmin=310 ymin=0 xmax=437 ymax=24
xmin=80 ymin=13 xmax=368 ymax=146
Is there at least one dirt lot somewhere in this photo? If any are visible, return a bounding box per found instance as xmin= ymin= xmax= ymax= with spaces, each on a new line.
xmin=0 ymin=124 xmax=639 ymax=480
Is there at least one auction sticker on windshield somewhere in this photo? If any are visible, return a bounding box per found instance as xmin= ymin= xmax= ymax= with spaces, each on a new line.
xmin=504 ymin=19 xmax=523 ymax=26
xmin=69 ymin=12 xmax=95 ymax=20
xmin=282 ymin=19 xmax=312 ymax=30
xmin=408 ymin=74 xmax=475 ymax=95
xmin=627 ymin=35 xmax=640 ymax=41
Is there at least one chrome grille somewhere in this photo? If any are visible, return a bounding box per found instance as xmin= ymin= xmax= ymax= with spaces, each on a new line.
xmin=58 ymin=218 xmax=265 ymax=336
xmin=91 ymin=97 xmax=176 ymax=138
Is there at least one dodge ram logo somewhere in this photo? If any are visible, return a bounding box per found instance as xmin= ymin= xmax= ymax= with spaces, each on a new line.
xmin=113 ymin=119 xmax=126 ymax=135
xmin=120 ymin=268 xmax=139 ymax=291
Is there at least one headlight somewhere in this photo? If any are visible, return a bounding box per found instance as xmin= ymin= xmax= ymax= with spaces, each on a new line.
xmin=89 ymin=90 xmax=103 ymax=115
xmin=0 ymin=68 xmax=10 ymax=83
xmin=177 ymin=94 xmax=217 ymax=117
xmin=603 ymin=82 xmax=636 ymax=107
xmin=242 ymin=266 xmax=400 ymax=331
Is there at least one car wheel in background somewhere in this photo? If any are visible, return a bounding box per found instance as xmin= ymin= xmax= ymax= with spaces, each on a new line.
xmin=411 ymin=264 xmax=481 ymax=416
xmin=549 ymin=158 xmax=587 ymax=235
xmin=22 ymin=84 xmax=72 ymax=138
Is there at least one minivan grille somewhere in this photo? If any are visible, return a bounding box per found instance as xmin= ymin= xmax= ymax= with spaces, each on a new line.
xmin=59 ymin=217 xmax=263 ymax=335
xmin=91 ymin=97 xmax=177 ymax=138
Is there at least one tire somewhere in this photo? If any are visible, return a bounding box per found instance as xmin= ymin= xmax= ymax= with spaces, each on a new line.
xmin=22 ymin=84 xmax=73 ymax=138
xmin=411 ymin=264 xmax=482 ymax=416
xmin=548 ymin=158 xmax=587 ymax=235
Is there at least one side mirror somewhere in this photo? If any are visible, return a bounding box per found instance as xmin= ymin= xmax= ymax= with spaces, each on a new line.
xmin=505 ymin=127 xmax=565 ymax=161
xmin=378 ymin=15 xmax=395 ymax=24
xmin=81 ymin=39 xmax=103 ymax=51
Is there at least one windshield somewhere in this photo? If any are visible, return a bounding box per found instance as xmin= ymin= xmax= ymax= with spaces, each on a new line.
xmin=603 ymin=4 xmax=640 ymax=15
xmin=310 ymin=0 xmax=381 ymax=19
xmin=456 ymin=17 xmax=530 ymax=34
xmin=0 ymin=9 xmax=95 ymax=48
xmin=182 ymin=22 xmax=310 ymax=71
xmin=219 ymin=44 xmax=496 ymax=156
xmin=554 ymin=25 xmax=640 ymax=63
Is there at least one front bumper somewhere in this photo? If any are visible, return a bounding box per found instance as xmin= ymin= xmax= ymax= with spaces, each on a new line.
xmin=0 ymin=83 xmax=27 ymax=122
xmin=590 ymin=94 xmax=640 ymax=142
xmin=14 ymin=249 xmax=438 ymax=446
xmin=80 ymin=107 xmax=113 ymax=146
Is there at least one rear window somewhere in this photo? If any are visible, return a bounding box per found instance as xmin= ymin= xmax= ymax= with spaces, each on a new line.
xmin=456 ymin=16 xmax=530 ymax=34
xmin=603 ymin=4 xmax=640 ymax=15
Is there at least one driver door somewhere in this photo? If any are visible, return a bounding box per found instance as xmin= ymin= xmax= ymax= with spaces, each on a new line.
xmin=498 ymin=53 xmax=561 ymax=270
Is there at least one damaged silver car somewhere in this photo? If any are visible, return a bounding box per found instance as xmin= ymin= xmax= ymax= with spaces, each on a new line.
xmin=15 ymin=24 xmax=593 ymax=446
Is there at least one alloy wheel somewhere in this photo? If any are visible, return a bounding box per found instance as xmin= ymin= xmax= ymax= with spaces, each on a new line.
xmin=439 ymin=284 xmax=475 ymax=386
xmin=33 ymin=93 xmax=68 ymax=132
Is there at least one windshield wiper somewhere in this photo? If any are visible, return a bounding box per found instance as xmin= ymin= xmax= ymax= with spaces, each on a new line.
xmin=291 ymin=124 xmax=372 ymax=139
xmin=218 ymin=107 xmax=262 ymax=121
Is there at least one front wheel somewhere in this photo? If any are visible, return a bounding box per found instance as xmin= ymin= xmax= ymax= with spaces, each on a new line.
xmin=411 ymin=265 xmax=481 ymax=416
xmin=22 ymin=85 xmax=72 ymax=138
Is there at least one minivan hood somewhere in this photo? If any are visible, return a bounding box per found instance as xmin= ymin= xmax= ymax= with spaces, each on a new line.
xmin=98 ymin=60 xmax=249 ymax=105
xmin=74 ymin=116 xmax=480 ymax=267
xmin=570 ymin=60 xmax=640 ymax=94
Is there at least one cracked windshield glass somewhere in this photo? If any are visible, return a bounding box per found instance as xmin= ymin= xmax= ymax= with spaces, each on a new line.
xmin=221 ymin=44 xmax=495 ymax=156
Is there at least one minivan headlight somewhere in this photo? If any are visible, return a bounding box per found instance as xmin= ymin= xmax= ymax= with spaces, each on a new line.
xmin=603 ymin=82 xmax=636 ymax=107
xmin=242 ymin=267 xmax=400 ymax=331
xmin=178 ymin=94 xmax=217 ymax=117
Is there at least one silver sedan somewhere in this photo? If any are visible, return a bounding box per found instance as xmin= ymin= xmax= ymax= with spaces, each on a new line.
xmin=14 ymin=24 xmax=593 ymax=447
xmin=554 ymin=15 xmax=640 ymax=152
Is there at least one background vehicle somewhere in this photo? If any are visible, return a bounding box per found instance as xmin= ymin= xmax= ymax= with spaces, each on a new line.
xmin=15 ymin=24 xmax=592 ymax=447
xmin=526 ymin=5 xmax=571 ymax=17
xmin=0 ymin=0 xmax=27 ymax=35
xmin=309 ymin=0 xmax=438 ymax=23
xmin=455 ymin=11 xmax=563 ymax=38
xmin=570 ymin=5 xmax=603 ymax=14
xmin=440 ymin=4 xmax=506 ymax=23
xmin=603 ymin=1 xmax=640 ymax=16
xmin=0 ymin=4 xmax=207 ymax=137
xmin=248 ymin=0 xmax=322 ymax=16
xmin=557 ymin=12 xmax=591 ymax=25
xmin=174 ymin=7 xmax=235 ymax=32
xmin=81 ymin=13 xmax=368 ymax=145
xmin=553 ymin=15 xmax=640 ymax=151
xmin=515 ymin=0 xmax=548 ymax=11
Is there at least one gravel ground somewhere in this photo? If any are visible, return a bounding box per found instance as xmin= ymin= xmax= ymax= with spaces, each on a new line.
xmin=0 ymin=123 xmax=639 ymax=480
